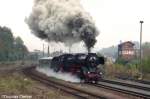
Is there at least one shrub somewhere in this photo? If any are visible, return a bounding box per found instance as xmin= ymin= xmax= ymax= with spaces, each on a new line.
xmin=141 ymin=57 xmax=150 ymax=74
xmin=105 ymin=59 xmax=141 ymax=79
xmin=115 ymin=58 xmax=128 ymax=65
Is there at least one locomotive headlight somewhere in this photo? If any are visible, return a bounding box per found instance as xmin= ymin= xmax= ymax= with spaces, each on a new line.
xmin=88 ymin=72 xmax=90 ymax=74
xmin=100 ymin=72 xmax=102 ymax=75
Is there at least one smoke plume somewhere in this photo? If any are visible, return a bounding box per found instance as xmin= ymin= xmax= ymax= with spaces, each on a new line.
xmin=26 ymin=0 xmax=99 ymax=52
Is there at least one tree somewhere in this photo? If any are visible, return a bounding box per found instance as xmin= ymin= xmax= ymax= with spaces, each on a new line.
xmin=0 ymin=26 xmax=14 ymax=61
xmin=142 ymin=42 xmax=150 ymax=58
xmin=13 ymin=37 xmax=28 ymax=60
xmin=141 ymin=57 xmax=150 ymax=74
xmin=0 ymin=26 xmax=28 ymax=61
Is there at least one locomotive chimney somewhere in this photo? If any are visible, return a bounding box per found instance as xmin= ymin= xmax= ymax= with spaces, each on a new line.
xmin=88 ymin=48 xmax=91 ymax=53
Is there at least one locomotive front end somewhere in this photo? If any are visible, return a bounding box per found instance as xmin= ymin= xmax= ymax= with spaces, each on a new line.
xmin=80 ymin=53 xmax=105 ymax=83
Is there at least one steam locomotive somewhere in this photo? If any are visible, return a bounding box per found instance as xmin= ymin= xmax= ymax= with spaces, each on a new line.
xmin=50 ymin=53 xmax=105 ymax=83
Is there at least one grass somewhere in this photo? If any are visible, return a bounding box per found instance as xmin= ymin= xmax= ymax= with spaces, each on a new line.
xmin=0 ymin=73 xmax=33 ymax=94
xmin=0 ymin=61 xmax=75 ymax=99
xmin=0 ymin=72 xmax=75 ymax=99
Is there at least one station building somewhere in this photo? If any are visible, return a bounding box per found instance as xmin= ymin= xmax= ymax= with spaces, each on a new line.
xmin=118 ymin=41 xmax=135 ymax=61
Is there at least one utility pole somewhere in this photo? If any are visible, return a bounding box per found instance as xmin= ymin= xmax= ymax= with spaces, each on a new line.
xmin=139 ymin=20 xmax=144 ymax=78
xmin=140 ymin=21 xmax=144 ymax=63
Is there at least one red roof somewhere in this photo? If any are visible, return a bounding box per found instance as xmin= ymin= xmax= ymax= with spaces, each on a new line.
xmin=118 ymin=41 xmax=134 ymax=47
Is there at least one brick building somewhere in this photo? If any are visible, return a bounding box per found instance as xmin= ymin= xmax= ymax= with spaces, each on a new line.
xmin=118 ymin=41 xmax=135 ymax=61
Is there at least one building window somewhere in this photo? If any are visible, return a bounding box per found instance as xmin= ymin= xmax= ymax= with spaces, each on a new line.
xmin=122 ymin=50 xmax=134 ymax=55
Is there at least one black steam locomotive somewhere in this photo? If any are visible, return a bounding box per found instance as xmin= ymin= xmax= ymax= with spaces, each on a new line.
xmin=50 ymin=53 xmax=105 ymax=83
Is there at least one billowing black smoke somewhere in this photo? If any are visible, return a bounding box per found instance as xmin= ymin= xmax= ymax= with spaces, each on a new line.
xmin=26 ymin=0 xmax=99 ymax=52
xmin=68 ymin=15 xmax=97 ymax=52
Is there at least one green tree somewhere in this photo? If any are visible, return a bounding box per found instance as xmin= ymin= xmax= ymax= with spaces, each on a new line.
xmin=142 ymin=42 xmax=150 ymax=58
xmin=13 ymin=37 xmax=28 ymax=60
xmin=0 ymin=26 xmax=14 ymax=61
xmin=0 ymin=26 xmax=28 ymax=61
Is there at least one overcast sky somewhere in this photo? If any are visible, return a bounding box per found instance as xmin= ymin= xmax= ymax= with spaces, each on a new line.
xmin=0 ymin=0 xmax=150 ymax=52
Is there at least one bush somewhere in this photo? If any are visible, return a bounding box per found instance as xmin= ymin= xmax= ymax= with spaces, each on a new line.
xmin=115 ymin=58 xmax=128 ymax=65
xmin=141 ymin=57 xmax=150 ymax=74
xmin=105 ymin=58 xmax=141 ymax=79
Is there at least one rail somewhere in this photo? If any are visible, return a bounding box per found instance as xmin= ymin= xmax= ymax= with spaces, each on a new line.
xmin=23 ymin=67 xmax=106 ymax=99
xmin=93 ymin=79 xmax=150 ymax=99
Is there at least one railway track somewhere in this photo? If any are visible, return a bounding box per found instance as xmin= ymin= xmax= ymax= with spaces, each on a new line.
xmin=116 ymin=76 xmax=150 ymax=85
xmin=93 ymin=79 xmax=150 ymax=99
xmin=23 ymin=66 xmax=150 ymax=99
xmin=23 ymin=67 xmax=106 ymax=99
xmin=132 ymin=79 xmax=150 ymax=85
xmin=102 ymin=79 xmax=150 ymax=91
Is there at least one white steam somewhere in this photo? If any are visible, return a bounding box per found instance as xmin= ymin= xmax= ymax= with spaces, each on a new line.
xmin=36 ymin=67 xmax=80 ymax=83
